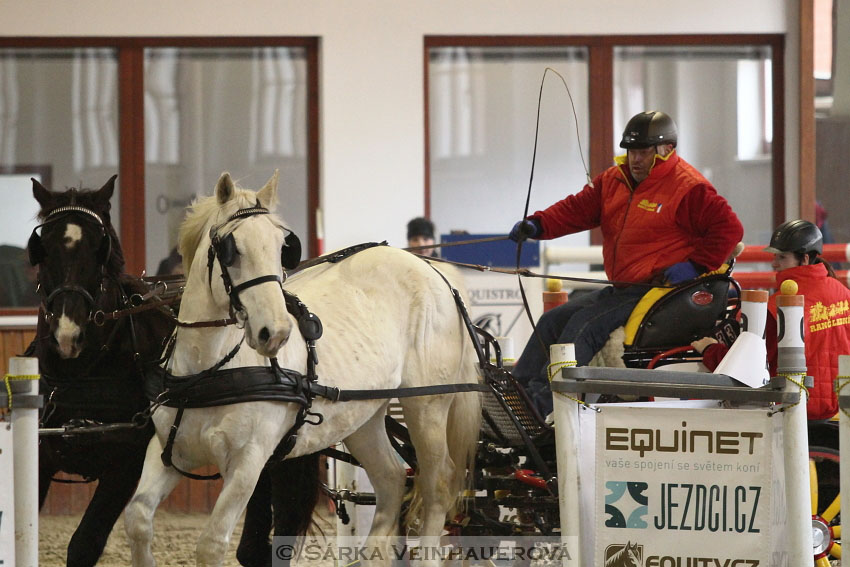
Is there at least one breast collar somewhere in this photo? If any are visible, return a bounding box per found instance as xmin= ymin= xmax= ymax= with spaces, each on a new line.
xmin=146 ymin=289 xmax=326 ymax=409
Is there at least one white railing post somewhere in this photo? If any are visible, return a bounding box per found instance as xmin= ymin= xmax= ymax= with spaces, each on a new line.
xmin=775 ymin=290 xmax=812 ymax=563
xmin=550 ymin=343 xmax=579 ymax=565
xmin=9 ymin=356 xmax=40 ymax=567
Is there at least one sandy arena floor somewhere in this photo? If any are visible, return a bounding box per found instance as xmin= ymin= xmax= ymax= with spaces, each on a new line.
xmin=39 ymin=507 xmax=336 ymax=567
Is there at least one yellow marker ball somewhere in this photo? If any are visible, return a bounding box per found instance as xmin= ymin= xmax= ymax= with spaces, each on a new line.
xmin=546 ymin=278 xmax=562 ymax=293
xmin=780 ymin=279 xmax=798 ymax=295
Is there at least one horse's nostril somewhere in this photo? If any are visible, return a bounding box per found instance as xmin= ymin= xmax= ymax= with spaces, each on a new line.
xmin=258 ymin=327 xmax=270 ymax=343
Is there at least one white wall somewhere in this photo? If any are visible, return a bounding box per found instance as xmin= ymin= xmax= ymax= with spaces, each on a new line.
xmin=0 ymin=0 xmax=796 ymax=250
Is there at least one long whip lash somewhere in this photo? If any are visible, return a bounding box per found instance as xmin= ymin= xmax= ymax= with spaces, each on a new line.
xmin=518 ymin=67 xmax=593 ymax=358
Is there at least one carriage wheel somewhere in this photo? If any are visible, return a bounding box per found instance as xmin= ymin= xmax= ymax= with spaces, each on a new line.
xmin=810 ymin=446 xmax=841 ymax=565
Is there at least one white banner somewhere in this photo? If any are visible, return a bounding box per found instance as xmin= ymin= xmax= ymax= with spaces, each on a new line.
xmin=595 ymin=406 xmax=773 ymax=566
xmin=463 ymin=271 xmax=542 ymax=361
xmin=0 ymin=423 xmax=15 ymax=567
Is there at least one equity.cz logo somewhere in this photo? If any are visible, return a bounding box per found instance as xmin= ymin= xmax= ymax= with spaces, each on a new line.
xmin=605 ymin=481 xmax=648 ymax=529
xmin=604 ymin=541 xmax=644 ymax=567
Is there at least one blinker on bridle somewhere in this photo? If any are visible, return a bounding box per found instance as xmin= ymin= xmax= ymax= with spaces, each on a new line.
xmin=206 ymin=204 xmax=301 ymax=324
xmin=29 ymin=203 xmax=111 ymax=323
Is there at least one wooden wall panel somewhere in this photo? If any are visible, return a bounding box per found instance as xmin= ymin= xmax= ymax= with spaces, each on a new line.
xmin=0 ymin=328 xmax=36 ymax=374
xmin=41 ymin=474 xmax=223 ymax=516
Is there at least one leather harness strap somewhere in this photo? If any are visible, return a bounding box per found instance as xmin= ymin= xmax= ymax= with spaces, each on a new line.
xmin=151 ymin=242 xmax=498 ymax=480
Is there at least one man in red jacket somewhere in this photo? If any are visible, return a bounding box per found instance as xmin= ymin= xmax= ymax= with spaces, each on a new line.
xmin=509 ymin=111 xmax=743 ymax=415
xmin=694 ymin=220 xmax=850 ymax=420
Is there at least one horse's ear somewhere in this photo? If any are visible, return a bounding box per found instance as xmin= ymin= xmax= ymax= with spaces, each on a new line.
xmin=93 ymin=174 xmax=117 ymax=210
xmin=215 ymin=172 xmax=236 ymax=204
xmin=32 ymin=177 xmax=52 ymax=209
xmin=257 ymin=169 xmax=279 ymax=210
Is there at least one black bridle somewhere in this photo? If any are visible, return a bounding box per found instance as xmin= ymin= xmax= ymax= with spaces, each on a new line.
xmin=206 ymin=204 xmax=285 ymax=323
xmin=29 ymin=203 xmax=111 ymax=323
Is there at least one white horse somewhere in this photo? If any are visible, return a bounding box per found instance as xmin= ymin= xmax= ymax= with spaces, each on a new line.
xmin=124 ymin=171 xmax=482 ymax=567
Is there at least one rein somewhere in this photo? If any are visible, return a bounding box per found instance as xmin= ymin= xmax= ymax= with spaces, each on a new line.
xmin=420 ymin=253 xmax=672 ymax=289
xmin=92 ymin=294 xmax=181 ymax=326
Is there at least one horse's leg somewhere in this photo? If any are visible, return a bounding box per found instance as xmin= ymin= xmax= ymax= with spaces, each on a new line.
xmin=236 ymin=467 xmax=273 ymax=567
xmin=38 ymin=445 xmax=56 ymax=509
xmin=236 ymin=453 xmax=322 ymax=567
xmin=196 ymin=448 xmax=269 ymax=567
xmin=124 ymin=434 xmax=183 ymax=567
xmin=67 ymin=443 xmax=147 ymax=567
xmin=269 ymin=453 xmax=322 ymax=535
xmin=344 ymin=407 xmax=407 ymax=565
xmin=247 ymin=453 xmax=320 ymax=567
xmin=399 ymin=398 xmax=454 ymax=561
xmin=38 ymin=473 xmax=52 ymax=510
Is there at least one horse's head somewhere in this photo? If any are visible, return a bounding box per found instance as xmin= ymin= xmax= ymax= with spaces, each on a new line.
xmin=625 ymin=542 xmax=641 ymax=567
xmin=29 ymin=176 xmax=123 ymax=359
xmin=605 ymin=542 xmax=642 ymax=567
xmin=181 ymin=170 xmax=296 ymax=358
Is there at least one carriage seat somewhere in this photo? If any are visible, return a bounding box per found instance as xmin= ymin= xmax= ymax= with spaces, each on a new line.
xmin=625 ymin=266 xmax=738 ymax=349
xmin=588 ymin=265 xmax=740 ymax=368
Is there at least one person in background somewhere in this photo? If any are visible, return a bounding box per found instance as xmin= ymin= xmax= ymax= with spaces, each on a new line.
xmin=509 ymin=110 xmax=743 ymax=416
xmin=407 ymin=217 xmax=438 ymax=257
xmin=156 ymin=246 xmax=183 ymax=276
xmin=693 ymin=220 xmax=850 ymax=420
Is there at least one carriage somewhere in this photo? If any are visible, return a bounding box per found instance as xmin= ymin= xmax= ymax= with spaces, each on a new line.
xmin=28 ymin=172 xmax=839 ymax=566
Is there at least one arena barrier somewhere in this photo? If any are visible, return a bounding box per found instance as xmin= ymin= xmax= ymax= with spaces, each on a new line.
xmin=551 ymin=294 xmax=814 ymax=565
xmin=543 ymin=243 xmax=850 ymax=289
xmin=0 ymin=357 xmax=41 ymax=567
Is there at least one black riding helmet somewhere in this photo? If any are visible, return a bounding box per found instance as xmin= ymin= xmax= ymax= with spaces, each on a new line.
xmin=620 ymin=111 xmax=678 ymax=149
xmin=763 ymin=219 xmax=823 ymax=255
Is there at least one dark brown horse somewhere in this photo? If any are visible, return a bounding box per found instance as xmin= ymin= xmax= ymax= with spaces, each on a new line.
xmin=29 ymin=176 xmax=175 ymax=566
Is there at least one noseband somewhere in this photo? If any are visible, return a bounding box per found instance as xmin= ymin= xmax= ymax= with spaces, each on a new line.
xmin=30 ymin=204 xmax=110 ymax=322
xmin=207 ymin=205 xmax=284 ymax=322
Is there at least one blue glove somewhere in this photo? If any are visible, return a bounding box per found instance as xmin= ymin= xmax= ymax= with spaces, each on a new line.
xmin=509 ymin=219 xmax=542 ymax=242
xmin=664 ymin=261 xmax=700 ymax=284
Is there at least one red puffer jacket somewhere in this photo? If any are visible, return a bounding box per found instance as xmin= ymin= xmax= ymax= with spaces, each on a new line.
xmin=530 ymin=151 xmax=742 ymax=283
xmin=772 ymin=264 xmax=850 ymax=420
xmin=704 ymin=263 xmax=850 ymax=420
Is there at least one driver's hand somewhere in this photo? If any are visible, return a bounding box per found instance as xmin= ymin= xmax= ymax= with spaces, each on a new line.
xmin=691 ymin=337 xmax=718 ymax=354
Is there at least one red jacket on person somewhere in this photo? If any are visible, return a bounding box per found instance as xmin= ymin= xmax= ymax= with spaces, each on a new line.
xmin=704 ymin=263 xmax=850 ymax=420
xmin=529 ymin=151 xmax=743 ymax=283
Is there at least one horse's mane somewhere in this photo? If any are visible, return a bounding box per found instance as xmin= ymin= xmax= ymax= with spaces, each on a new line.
xmin=178 ymin=186 xmax=284 ymax=276
xmin=37 ymin=187 xmax=125 ymax=277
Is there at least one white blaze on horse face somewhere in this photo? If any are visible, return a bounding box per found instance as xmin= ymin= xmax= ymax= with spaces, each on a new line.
xmin=64 ymin=223 xmax=83 ymax=250
xmin=232 ymin=225 xmax=291 ymax=357
xmin=55 ymin=310 xmax=82 ymax=358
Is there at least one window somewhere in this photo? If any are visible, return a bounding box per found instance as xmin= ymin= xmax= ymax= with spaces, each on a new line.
xmin=0 ymin=38 xmax=319 ymax=312
xmin=0 ymin=48 xmax=119 ymax=310
xmin=613 ymin=43 xmax=777 ymax=244
xmin=426 ymin=35 xmax=784 ymax=252
xmin=428 ymin=44 xmax=590 ymax=242
xmin=143 ymin=46 xmax=311 ymax=273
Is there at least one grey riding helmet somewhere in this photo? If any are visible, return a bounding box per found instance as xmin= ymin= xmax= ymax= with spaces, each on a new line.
xmin=763 ymin=219 xmax=823 ymax=255
xmin=619 ymin=111 xmax=678 ymax=149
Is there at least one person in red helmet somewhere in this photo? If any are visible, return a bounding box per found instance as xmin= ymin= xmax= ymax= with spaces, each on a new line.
xmin=508 ymin=110 xmax=743 ymax=416
xmin=694 ymin=220 xmax=850 ymax=420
